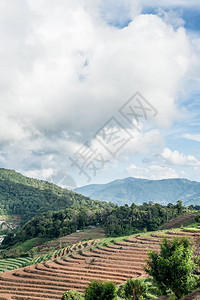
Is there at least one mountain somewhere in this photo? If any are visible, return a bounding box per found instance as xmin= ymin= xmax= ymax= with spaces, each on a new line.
xmin=0 ymin=168 xmax=113 ymax=223
xmin=75 ymin=177 xmax=200 ymax=206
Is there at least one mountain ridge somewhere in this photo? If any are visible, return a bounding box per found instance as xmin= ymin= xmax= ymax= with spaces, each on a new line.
xmin=75 ymin=177 xmax=200 ymax=206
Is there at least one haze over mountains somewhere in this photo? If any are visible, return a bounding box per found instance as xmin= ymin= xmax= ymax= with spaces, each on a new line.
xmin=75 ymin=177 xmax=200 ymax=206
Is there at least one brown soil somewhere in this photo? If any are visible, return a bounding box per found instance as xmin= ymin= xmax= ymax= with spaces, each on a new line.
xmin=161 ymin=213 xmax=197 ymax=230
xmin=0 ymin=228 xmax=199 ymax=299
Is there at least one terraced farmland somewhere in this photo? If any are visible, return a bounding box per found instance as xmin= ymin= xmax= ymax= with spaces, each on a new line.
xmin=0 ymin=257 xmax=33 ymax=273
xmin=0 ymin=228 xmax=199 ymax=300
xmin=35 ymin=227 xmax=106 ymax=255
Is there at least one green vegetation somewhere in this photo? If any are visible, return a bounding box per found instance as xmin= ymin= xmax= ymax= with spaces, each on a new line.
xmin=61 ymin=290 xmax=84 ymax=300
xmin=75 ymin=177 xmax=200 ymax=206
xmin=0 ymin=257 xmax=33 ymax=272
xmin=0 ymin=168 xmax=114 ymax=224
xmin=85 ymin=280 xmax=117 ymax=300
xmin=117 ymin=278 xmax=161 ymax=300
xmin=145 ymin=237 xmax=200 ymax=299
xmin=61 ymin=281 xmax=117 ymax=300
xmin=2 ymin=201 xmax=186 ymax=249
xmin=195 ymin=214 xmax=200 ymax=223
xmin=1 ymin=237 xmax=51 ymax=254
xmin=1 ymin=205 xmax=108 ymax=247
xmin=104 ymin=201 xmax=186 ymax=236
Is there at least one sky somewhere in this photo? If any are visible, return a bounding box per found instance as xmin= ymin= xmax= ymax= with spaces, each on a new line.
xmin=0 ymin=0 xmax=200 ymax=188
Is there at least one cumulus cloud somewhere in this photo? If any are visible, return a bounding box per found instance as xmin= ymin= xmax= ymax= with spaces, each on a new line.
xmin=127 ymin=164 xmax=178 ymax=180
xmin=0 ymin=0 xmax=198 ymax=182
xmin=156 ymin=8 xmax=185 ymax=29
xmin=161 ymin=147 xmax=200 ymax=167
xmin=99 ymin=0 xmax=141 ymax=27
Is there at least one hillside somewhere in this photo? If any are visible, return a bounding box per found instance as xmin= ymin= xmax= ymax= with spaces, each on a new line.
xmin=161 ymin=212 xmax=197 ymax=230
xmin=0 ymin=168 xmax=113 ymax=224
xmin=2 ymin=201 xmax=185 ymax=247
xmin=75 ymin=177 xmax=200 ymax=206
xmin=0 ymin=227 xmax=199 ymax=299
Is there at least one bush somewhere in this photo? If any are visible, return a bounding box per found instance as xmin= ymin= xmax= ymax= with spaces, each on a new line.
xmin=61 ymin=290 xmax=84 ymax=300
xmin=195 ymin=214 xmax=200 ymax=223
xmin=85 ymin=280 xmax=117 ymax=300
xmin=145 ymin=237 xmax=199 ymax=299
xmin=117 ymin=278 xmax=152 ymax=300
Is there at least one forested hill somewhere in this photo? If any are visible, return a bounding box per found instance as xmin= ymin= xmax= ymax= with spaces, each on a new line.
xmin=2 ymin=200 xmax=190 ymax=248
xmin=75 ymin=177 xmax=200 ymax=206
xmin=0 ymin=168 xmax=114 ymax=223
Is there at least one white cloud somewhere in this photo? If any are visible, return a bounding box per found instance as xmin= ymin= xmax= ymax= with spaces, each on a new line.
xmin=183 ymin=133 xmax=200 ymax=142
xmin=121 ymin=128 xmax=164 ymax=156
xmin=0 ymin=1 xmax=193 ymax=136
xmin=127 ymin=164 xmax=178 ymax=180
xmin=161 ymin=147 xmax=200 ymax=167
xmin=22 ymin=168 xmax=53 ymax=180
xmin=99 ymin=0 xmax=141 ymax=26
xmin=0 ymin=0 xmax=198 ymax=180
xmin=156 ymin=8 xmax=185 ymax=29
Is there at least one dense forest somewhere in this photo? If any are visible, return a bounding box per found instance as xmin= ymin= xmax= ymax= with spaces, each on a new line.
xmin=104 ymin=200 xmax=185 ymax=235
xmin=0 ymin=169 xmax=114 ymax=223
xmin=0 ymin=168 xmax=197 ymax=249
xmin=2 ymin=200 xmax=187 ymax=248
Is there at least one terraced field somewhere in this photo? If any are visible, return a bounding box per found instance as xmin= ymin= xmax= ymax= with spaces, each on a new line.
xmin=0 ymin=228 xmax=199 ymax=300
xmin=35 ymin=227 xmax=106 ymax=255
xmin=0 ymin=258 xmax=33 ymax=272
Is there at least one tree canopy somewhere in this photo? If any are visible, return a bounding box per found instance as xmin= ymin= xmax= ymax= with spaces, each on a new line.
xmin=145 ymin=237 xmax=200 ymax=299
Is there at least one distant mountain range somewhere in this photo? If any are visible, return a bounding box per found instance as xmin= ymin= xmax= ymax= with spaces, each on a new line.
xmin=75 ymin=177 xmax=200 ymax=206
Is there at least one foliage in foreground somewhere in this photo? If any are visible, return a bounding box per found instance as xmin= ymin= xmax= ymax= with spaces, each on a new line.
xmin=195 ymin=214 xmax=200 ymax=223
xmin=145 ymin=237 xmax=200 ymax=299
xmin=62 ymin=278 xmax=161 ymax=300
xmin=61 ymin=290 xmax=84 ymax=300
xmin=61 ymin=280 xmax=117 ymax=300
xmin=85 ymin=280 xmax=117 ymax=300
xmin=117 ymin=278 xmax=161 ymax=300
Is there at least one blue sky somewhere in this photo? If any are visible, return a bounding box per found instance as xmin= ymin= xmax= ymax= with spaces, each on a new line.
xmin=0 ymin=0 xmax=200 ymax=188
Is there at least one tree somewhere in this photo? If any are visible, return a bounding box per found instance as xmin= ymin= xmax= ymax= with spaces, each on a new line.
xmin=176 ymin=200 xmax=184 ymax=215
xmin=145 ymin=237 xmax=199 ymax=299
xmin=195 ymin=214 xmax=200 ymax=223
xmin=61 ymin=290 xmax=84 ymax=300
xmin=85 ymin=280 xmax=117 ymax=300
xmin=117 ymin=278 xmax=152 ymax=300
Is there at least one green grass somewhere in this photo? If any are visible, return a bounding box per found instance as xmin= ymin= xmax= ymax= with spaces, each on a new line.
xmin=5 ymin=237 xmax=51 ymax=254
xmin=92 ymin=224 xmax=200 ymax=249
xmin=184 ymin=224 xmax=200 ymax=231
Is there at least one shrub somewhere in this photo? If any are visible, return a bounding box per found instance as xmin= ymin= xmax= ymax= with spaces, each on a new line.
xmin=145 ymin=237 xmax=199 ymax=299
xmin=85 ymin=280 xmax=117 ymax=300
xmin=117 ymin=278 xmax=152 ymax=300
xmin=61 ymin=290 xmax=84 ymax=300
xmin=195 ymin=214 xmax=200 ymax=223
